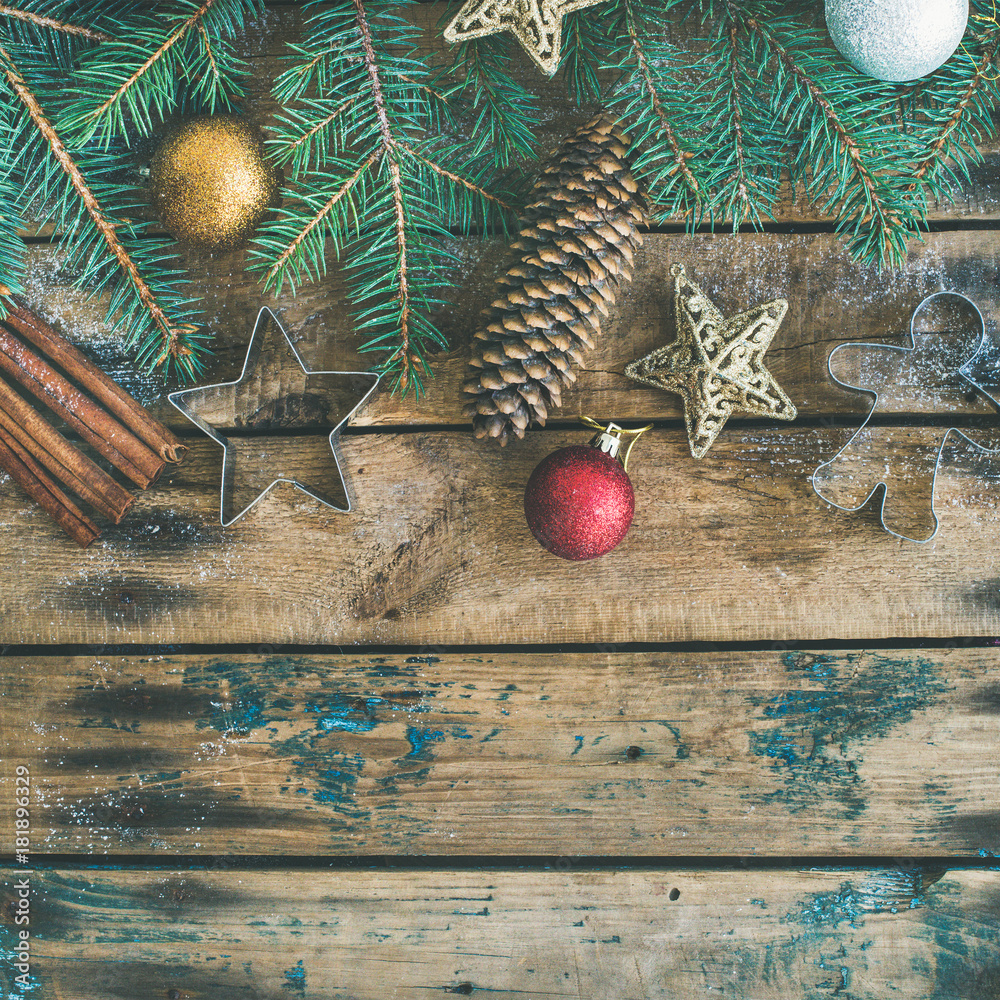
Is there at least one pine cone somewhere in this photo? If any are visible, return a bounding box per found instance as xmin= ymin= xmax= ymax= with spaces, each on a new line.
xmin=463 ymin=114 xmax=647 ymax=445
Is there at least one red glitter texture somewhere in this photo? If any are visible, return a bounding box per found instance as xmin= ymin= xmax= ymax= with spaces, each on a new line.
xmin=524 ymin=445 xmax=635 ymax=560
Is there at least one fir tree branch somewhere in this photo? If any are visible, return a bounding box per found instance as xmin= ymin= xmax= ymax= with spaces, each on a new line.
xmin=0 ymin=4 xmax=111 ymax=42
xmin=442 ymin=36 xmax=541 ymax=169
xmin=559 ymin=9 xmax=608 ymax=103
xmin=745 ymin=15 xmax=912 ymax=265
xmin=911 ymin=27 xmax=1000 ymax=186
xmin=351 ymin=0 xmax=415 ymax=388
xmin=622 ymin=0 xmax=700 ymax=203
xmin=197 ymin=21 xmax=219 ymax=81
xmin=397 ymin=71 xmax=450 ymax=105
xmin=255 ymin=2 xmax=517 ymax=394
xmin=747 ymin=18 xmax=884 ymax=219
xmin=84 ymin=0 xmax=221 ymax=128
xmin=279 ymin=97 xmax=355 ymax=161
xmin=58 ymin=0 xmax=255 ymax=149
xmin=722 ymin=20 xmax=752 ymax=222
xmin=0 ymin=43 xmax=190 ymax=366
xmin=284 ymin=46 xmax=328 ymax=97
xmin=262 ymin=149 xmax=379 ymax=288
xmin=395 ymin=141 xmax=514 ymax=213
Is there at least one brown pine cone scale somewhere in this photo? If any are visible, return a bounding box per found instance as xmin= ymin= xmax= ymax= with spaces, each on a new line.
xmin=463 ymin=114 xmax=647 ymax=446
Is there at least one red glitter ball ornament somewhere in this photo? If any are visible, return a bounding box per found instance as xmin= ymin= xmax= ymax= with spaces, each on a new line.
xmin=524 ymin=433 xmax=639 ymax=561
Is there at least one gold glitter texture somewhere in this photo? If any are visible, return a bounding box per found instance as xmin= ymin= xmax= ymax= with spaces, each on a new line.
xmin=149 ymin=115 xmax=278 ymax=249
xmin=625 ymin=264 xmax=797 ymax=459
xmin=444 ymin=0 xmax=609 ymax=76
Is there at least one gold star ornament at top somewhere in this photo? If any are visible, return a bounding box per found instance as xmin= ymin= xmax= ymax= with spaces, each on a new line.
xmin=444 ymin=0 xmax=609 ymax=76
xmin=625 ymin=264 xmax=797 ymax=458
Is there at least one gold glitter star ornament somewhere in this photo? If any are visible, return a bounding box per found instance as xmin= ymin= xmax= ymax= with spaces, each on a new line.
xmin=625 ymin=265 xmax=797 ymax=458
xmin=444 ymin=0 xmax=609 ymax=75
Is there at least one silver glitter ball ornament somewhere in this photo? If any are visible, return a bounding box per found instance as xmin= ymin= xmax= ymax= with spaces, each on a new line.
xmin=825 ymin=0 xmax=968 ymax=82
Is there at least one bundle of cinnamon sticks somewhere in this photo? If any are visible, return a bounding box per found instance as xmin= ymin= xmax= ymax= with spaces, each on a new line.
xmin=0 ymin=297 xmax=187 ymax=547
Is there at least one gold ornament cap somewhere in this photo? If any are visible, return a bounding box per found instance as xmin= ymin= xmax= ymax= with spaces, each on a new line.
xmin=149 ymin=115 xmax=278 ymax=249
xmin=580 ymin=417 xmax=652 ymax=473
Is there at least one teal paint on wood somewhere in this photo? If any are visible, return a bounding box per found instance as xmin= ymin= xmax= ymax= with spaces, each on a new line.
xmin=924 ymin=877 xmax=1000 ymax=999
xmin=746 ymin=652 xmax=949 ymax=818
xmin=0 ymin=904 xmax=41 ymax=1000
xmin=404 ymin=727 xmax=446 ymax=761
xmin=282 ymin=960 xmax=306 ymax=997
xmin=6 ymin=867 xmax=999 ymax=998
xmin=8 ymin=650 xmax=997 ymax=854
xmin=726 ymin=871 xmax=947 ymax=999
xmin=182 ymin=657 xmax=442 ymax=823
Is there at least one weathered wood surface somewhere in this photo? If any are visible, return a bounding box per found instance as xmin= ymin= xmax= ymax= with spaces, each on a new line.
xmin=1 ymin=650 xmax=998 ymax=856
xmin=1 ymin=5 xmax=999 ymax=996
xmin=17 ymin=230 xmax=1000 ymax=435
xmin=1 ymin=866 xmax=998 ymax=999
xmin=2 ymin=425 xmax=1000 ymax=645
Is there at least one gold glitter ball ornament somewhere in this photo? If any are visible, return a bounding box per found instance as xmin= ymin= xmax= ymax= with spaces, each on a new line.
xmin=149 ymin=115 xmax=278 ymax=249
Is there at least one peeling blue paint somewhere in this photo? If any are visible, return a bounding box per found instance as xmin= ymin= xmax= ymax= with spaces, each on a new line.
xmin=404 ymin=727 xmax=445 ymax=760
xmin=791 ymin=883 xmax=862 ymax=929
xmin=312 ymin=768 xmax=357 ymax=806
xmin=191 ymin=662 xmax=269 ymax=736
xmin=659 ymin=722 xmax=691 ymax=759
xmin=719 ymin=880 xmax=875 ymax=999
xmin=312 ymin=701 xmax=378 ymax=735
xmin=746 ymin=652 xmax=948 ymax=818
xmin=0 ymin=916 xmax=40 ymax=998
xmin=185 ymin=661 xmax=380 ymax=824
xmin=282 ymin=960 xmax=306 ymax=997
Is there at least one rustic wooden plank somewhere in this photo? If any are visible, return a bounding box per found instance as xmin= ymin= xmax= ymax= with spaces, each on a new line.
xmin=1 ymin=649 xmax=998 ymax=856
xmin=1 ymin=867 xmax=997 ymax=999
xmin=16 ymin=230 xmax=1000 ymax=432
xmin=2 ymin=425 xmax=1000 ymax=645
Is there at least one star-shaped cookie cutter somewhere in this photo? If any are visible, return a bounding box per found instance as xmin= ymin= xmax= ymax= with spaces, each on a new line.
xmin=811 ymin=290 xmax=1000 ymax=543
xmin=168 ymin=307 xmax=380 ymax=526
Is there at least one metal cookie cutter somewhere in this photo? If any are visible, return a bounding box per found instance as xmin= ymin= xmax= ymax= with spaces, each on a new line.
xmin=169 ymin=307 xmax=380 ymax=526
xmin=811 ymin=291 xmax=1000 ymax=543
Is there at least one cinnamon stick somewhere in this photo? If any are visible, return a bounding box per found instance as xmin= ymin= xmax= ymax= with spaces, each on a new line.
xmin=0 ymin=324 xmax=166 ymax=488
xmin=0 ymin=423 xmax=100 ymax=548
xmin=0 ymin=298 xmax=188 ymax=463
xmin=0 ymin=375 xmax=134 ymax=523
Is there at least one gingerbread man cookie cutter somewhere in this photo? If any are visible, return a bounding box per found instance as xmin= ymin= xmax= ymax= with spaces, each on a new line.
xmin=811 ymin=290 xmax=1000 ymax=543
